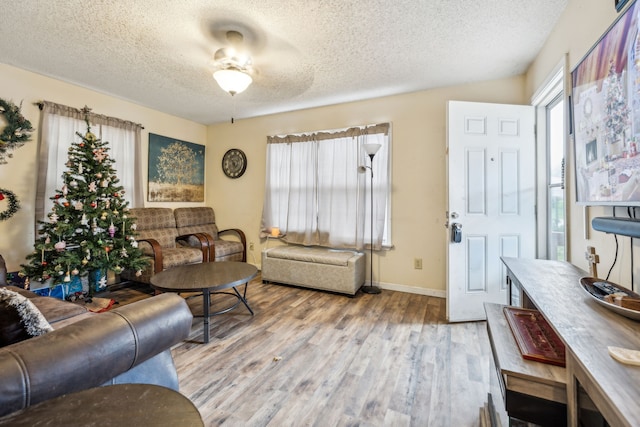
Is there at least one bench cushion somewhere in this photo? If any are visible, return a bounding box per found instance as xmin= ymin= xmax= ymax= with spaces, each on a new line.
xmin=266 ymin=246 xmax=358 ymax=266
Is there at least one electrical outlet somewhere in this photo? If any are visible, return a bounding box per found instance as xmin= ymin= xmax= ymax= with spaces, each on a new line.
xmin=249 ymin=242 xmax=254 ymax=251
xmin=414 ymin=258 xmax=423 ymax=269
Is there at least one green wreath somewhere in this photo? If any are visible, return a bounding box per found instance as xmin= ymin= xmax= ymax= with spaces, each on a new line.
xmin=0 ymin=188 xmax=20 ymax=221
xmin=0 ymin=98 xmax=34 ymax=165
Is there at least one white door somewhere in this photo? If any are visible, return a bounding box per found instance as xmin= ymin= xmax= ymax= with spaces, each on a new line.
xmin=446 ymin=101 xmax=536 ymax=322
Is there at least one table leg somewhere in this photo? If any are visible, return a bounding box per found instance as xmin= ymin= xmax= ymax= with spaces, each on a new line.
xmin=233 ymin=283 xmax=254 ymax=315
xmin=203 ymin=289 xmax=210 ymax=344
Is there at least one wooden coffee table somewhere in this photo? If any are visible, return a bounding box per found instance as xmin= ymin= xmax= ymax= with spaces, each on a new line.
xmin=150 ymin=261 xmax=258 ymax=343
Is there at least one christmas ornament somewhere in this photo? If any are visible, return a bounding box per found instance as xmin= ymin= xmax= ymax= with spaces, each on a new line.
xmin=54 ymin=241 xmax=66 ymax=251
xmin=93 ymin=148 xmax=106 ymax=162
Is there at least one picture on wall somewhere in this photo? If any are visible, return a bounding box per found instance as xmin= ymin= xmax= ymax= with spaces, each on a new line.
xmin=148 ymin=133 xmax=205 ymax=202
xmin=571 ymin=0 xmax=640 ymax=205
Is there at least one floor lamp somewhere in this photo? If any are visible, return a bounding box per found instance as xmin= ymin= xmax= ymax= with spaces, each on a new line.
xmin=360 ymin=143 xmax=381 ymax=294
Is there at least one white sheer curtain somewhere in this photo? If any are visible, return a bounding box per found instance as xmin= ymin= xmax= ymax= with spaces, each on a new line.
xmin=36 ymin=102 xmax=143 ymax=225
xmin=261 ymin=123 xmax=391 ymax=250
xmin=101 ymin=119 xmax=143 ymax=206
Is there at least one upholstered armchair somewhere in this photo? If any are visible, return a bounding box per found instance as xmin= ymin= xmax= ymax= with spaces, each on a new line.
xmin=173 ymin=207 xmax=246 ymax=262
xmin=120 ymin=208 xmax=208 ymax=284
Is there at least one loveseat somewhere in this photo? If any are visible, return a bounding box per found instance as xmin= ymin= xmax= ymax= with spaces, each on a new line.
xmin=120 ymin=207 xmax=207 ymax=284
xmin=120 ymin=207 xmax=246 ymax=284
xmin=0 ymin=286 xmax=193 ymax=418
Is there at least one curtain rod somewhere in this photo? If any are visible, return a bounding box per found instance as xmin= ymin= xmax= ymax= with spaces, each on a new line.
xmin=268 ymin=122 xmax=390 ymax=144
xmin=36 ymin=101 xmax=145 ymax=129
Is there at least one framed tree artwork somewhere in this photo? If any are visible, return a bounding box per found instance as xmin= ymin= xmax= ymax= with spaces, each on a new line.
xmin=148 ymin=133 xmax=205 ymax=202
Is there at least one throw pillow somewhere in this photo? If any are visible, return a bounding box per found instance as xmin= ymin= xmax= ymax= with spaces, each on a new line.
xmin=0 ymin=287 xmax=53 ymax=347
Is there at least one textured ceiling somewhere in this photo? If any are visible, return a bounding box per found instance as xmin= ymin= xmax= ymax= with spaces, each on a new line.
xmin=0 ymin=1 xmax=567 ymax=125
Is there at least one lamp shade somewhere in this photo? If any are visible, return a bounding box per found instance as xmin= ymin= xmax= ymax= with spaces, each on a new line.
xmin=213 ymin=68 xmax=252 ymax=95
xmin=363 ymin=143 xmax=381 ymax=156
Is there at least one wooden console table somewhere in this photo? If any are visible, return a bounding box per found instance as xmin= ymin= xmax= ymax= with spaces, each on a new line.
xmin=492 ymin=257 xmax=640 ymax=427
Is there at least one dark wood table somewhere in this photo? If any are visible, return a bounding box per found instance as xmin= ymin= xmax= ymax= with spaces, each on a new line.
xmin=0 ymin=384 xmax=203 ymax=426
xmin=150 ymin=261 xmax=258 ymax=343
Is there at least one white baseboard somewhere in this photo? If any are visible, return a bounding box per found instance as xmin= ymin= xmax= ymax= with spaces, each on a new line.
xmin=376 ymin=281 xmax=446 ymax=298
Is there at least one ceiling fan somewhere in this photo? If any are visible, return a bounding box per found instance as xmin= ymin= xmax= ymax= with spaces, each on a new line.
xmin=212 ymin=30 xmax=254 ymax=96
xmin=204 ymin=17 xmax=313 ymax=104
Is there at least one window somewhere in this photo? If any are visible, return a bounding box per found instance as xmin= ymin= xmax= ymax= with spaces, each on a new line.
xmin=532 ymin=59 xmax=566 ymax=261
xmin=35 ymin=102 xmax=143 ymax=224
xmin=261 ymin=123 xmax=391 ymax=250
xmin=547 ymin=94 xmax=566 ymax=261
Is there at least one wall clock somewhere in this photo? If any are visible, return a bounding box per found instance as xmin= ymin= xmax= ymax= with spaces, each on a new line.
xmin=222 ymin=148 xmax=247 ymax=178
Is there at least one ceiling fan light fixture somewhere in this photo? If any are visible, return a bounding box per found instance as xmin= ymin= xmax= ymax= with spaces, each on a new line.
xmin=213 ymin=67 xmax=252 ymax=96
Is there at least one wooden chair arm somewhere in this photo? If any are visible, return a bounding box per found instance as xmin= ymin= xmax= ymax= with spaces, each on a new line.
xmin=218 ymin=228 xmax=247 ymax=262
xmin=136 ymin=238 xmax=164 ymax=274
xmin=176 ymin=233 xmax=209 ymax=262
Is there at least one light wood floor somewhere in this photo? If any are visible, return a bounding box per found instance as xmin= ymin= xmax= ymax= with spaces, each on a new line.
xmin=107 ymin=278 xmax=496 ymax=426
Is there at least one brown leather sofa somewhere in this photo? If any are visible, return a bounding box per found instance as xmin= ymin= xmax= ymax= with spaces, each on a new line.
xmin=0 ymin=291 xmax=193 ymax=417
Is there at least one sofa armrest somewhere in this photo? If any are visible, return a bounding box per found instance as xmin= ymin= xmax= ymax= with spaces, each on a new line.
xmin=137 ymin=238 xmax=164 ymax=273
xmin=218 ymin=228 xmax=247 ymax=262
xmin=176 ymin=233 xmax=209 ymax=262
xmin=0 ymin=293 xmax=192 ymax=417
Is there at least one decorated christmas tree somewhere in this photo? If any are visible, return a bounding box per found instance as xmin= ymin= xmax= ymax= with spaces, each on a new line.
xmin=21 ymin=113 xmax=147 ymax=295
xmin=604 ymin=60 xmax=630 ymax=146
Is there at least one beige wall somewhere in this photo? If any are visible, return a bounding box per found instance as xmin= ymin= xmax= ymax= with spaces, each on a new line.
xmin=208 ymin=76 xmax=526 ymax=295
xmin=0 ymin=60 xmax=525 ymax=295
xmin=0 ymin=63 xmax=207 ymax=272
xmin=526 ymin=0 xmax=637 ymax=286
